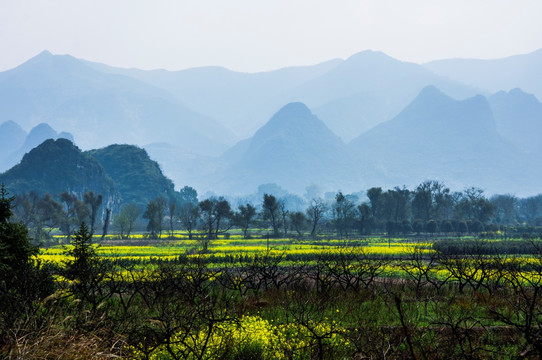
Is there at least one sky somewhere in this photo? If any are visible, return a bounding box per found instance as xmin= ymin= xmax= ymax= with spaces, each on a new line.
xmin=1 ymin=0 xmax=541 ymax=73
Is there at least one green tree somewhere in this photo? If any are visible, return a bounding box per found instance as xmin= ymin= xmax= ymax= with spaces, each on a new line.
xmin=63 ymin=222 xmax=107 ymax=309
xmin=380 ymin=187 xmax=410 ymax=222
xmin=490 ymin=194 xmax=518 ymax=225
xmin=143 ymin=197 xmax=167 ymax=238
xmin=234 ymin=203 xmax=256 ymax=239
xmin=333 ymin=192 xmax=355 ymax=237
xmin=114 ymin=203 xmax=140 ymax=239
xmin=454 ymin=187 xmax=495 ymax=223
xmin=64 ymin=222 xmax=97 ymax=284
xmin=179 ymin=186 xmax=198 ymax=207
xmin=366 ymin=187 xmax=383 ymax=219
xmin=262 ymin=194 xmax=281 ymax=237
xmin=289 ymin=211 xmax=307 ymax=237
xmin=213 ymin=197 xmax=232 ymax=239
xmin=0 ymin=185 xmax=38 ymax=281
xmin=356 ymin=203 xmax=372 ymax=235
xmin=412 ymin=180 xmax=452 ymax=222
xmin=1 ymin=185 xmax=53 ymax=336
xmin=425 ymin=219 xmax=438 ymax=235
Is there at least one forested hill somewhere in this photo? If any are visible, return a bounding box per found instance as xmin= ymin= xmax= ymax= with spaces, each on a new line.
xmin=0 ymin=140 xmax=178 ymax=208
xmin=87 ymin=144 xmax=177 ymax=207
xmin=0 ymin=138 xmax=117 ymax=200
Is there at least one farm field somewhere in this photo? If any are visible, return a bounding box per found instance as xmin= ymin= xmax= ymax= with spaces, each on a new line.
xmin=21 ymin=234 xmax=542 ymax=359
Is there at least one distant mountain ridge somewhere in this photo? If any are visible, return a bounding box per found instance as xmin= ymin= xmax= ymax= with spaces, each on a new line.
xmin=0 ymin=121 xmax=26 ymax=165
xmin=213 ymin=102 xmax=367 ymax=194
xmin=349 ymin=86 xmax=541 ymax=194
xmin=488 ymin=88 xmax=542 ymax=156
xmin=0 ymin=121 xmax=73 ymax=171
xmin=2 ymin=49 xmax=542 ymax=197
xmin=424 ymin=48 xmax=542 ymax=101
xmin=0 ymin=51 xmax=236 ymax=156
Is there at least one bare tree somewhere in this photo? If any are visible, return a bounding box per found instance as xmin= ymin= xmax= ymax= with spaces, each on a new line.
xmin=306 ymin=198 xmax=327 ymax=238
xmin=168 ymin=200 xmax=177 ymax=239
xmin=279 ymin=199 xmax=289 ymax=237
xmin=179 ymin=203 xmax=199 ymax=240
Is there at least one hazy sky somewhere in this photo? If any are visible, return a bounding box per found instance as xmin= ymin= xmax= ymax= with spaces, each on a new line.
xmin=1 ymin=0 xmax=541 ymax=73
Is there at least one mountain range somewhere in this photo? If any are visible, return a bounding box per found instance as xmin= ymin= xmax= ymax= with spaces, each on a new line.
xmin=0 ymin=51 xmax=235 ymax=156
xmin=349 ymin=86 xmax=542 ymax=194
xmin=1 ymin=49 xmax=541 ymax=197
xmin=424 ymin=49 xmax=542 ymax=101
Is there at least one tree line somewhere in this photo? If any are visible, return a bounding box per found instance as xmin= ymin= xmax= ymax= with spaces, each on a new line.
xmin=7 ymin=180 xmax=542 ymax=244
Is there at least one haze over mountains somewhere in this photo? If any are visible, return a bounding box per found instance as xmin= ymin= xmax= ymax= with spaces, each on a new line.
xmin=425 ymin=49 xmax=542 ymax=101
xmin=86 ymin=50 xmax=478 ymax=142
xmin=0 ymin=51 xmax=235 ymax=155
xmin=0 ymin=121 xmax=73 ymax=171
xmin=1 ymin=49 xmax=542 ymax=198
xmin=349 ymin=86 xmax=541 ymax=194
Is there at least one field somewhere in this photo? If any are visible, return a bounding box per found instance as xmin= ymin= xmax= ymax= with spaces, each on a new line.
xmin=13 ymin=234 xmax=542 ymax=359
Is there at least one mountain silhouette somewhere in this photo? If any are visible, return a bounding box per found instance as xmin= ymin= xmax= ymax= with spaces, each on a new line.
xmin=488 ymin=88 xmax=542 ymax=155
xmin=0 ymin=51 xmax=235 ymax=156
xmin=350 ymin=86 xmax=541 ymax=195
xmin=215 ymin=102 xmax=363 ymax=194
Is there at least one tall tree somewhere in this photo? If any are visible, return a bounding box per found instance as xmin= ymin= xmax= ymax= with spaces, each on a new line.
xmin=0 ymin=185 xmax=52 ymax=331
xmin=213 ymin=197 xmax=232 ymax=239
xmin=380 ymin=187 xmax=410 ymax=222
xmin=234 ymin=203 xmax=256 ymax=239
xmin=179 ymin=186 xmax=198 ymax=208
xmin=519 ymin=195 xmax=542 ymax=225
xmin=490 ymin=194 xmax=518 ymax=225
xmin=199 ymin=199 xmax=216 ymax=243
xmin=289 ymin=211 xmax=307 ymax=237
xmin=454 ymin=187 xmax=495 ymax=223
xmin=333 ymin=192 xmax=355 ymax=237
xmin=179 ymin=203 xmax=200 ymax=240
xmin=356 ymin=203 xmax=372 ymax=235
xmin=306 ymin=198 xmax=327 ymax=237
xmin=262 ymin=194 xmax=281 ymax=237
xmin=0 ymin=185 xmax=38 ymax=278
xmin=143 ymin=197 xmax=167 ymax=238
xmin=412 ymin=181 xmax=452 ymax=222
xmin=279 ymin=199 xmax=289 ymax=237
xmin=83 ymin=191 xmax=103 ymax=235
xmin=168 ymin=200 xmax=177 ymax=239
xmin=114 ymin=203 xmax=140 ymax=239
xmin=59 ymin=191 xmax=77 ymax=239
xmin=101 ymin=208 xmax=111 ymax=240
xmin=13 ymin=192 xmax=63 ymax=243
xmin=366 ymin=187 xmax=383 ymax=220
